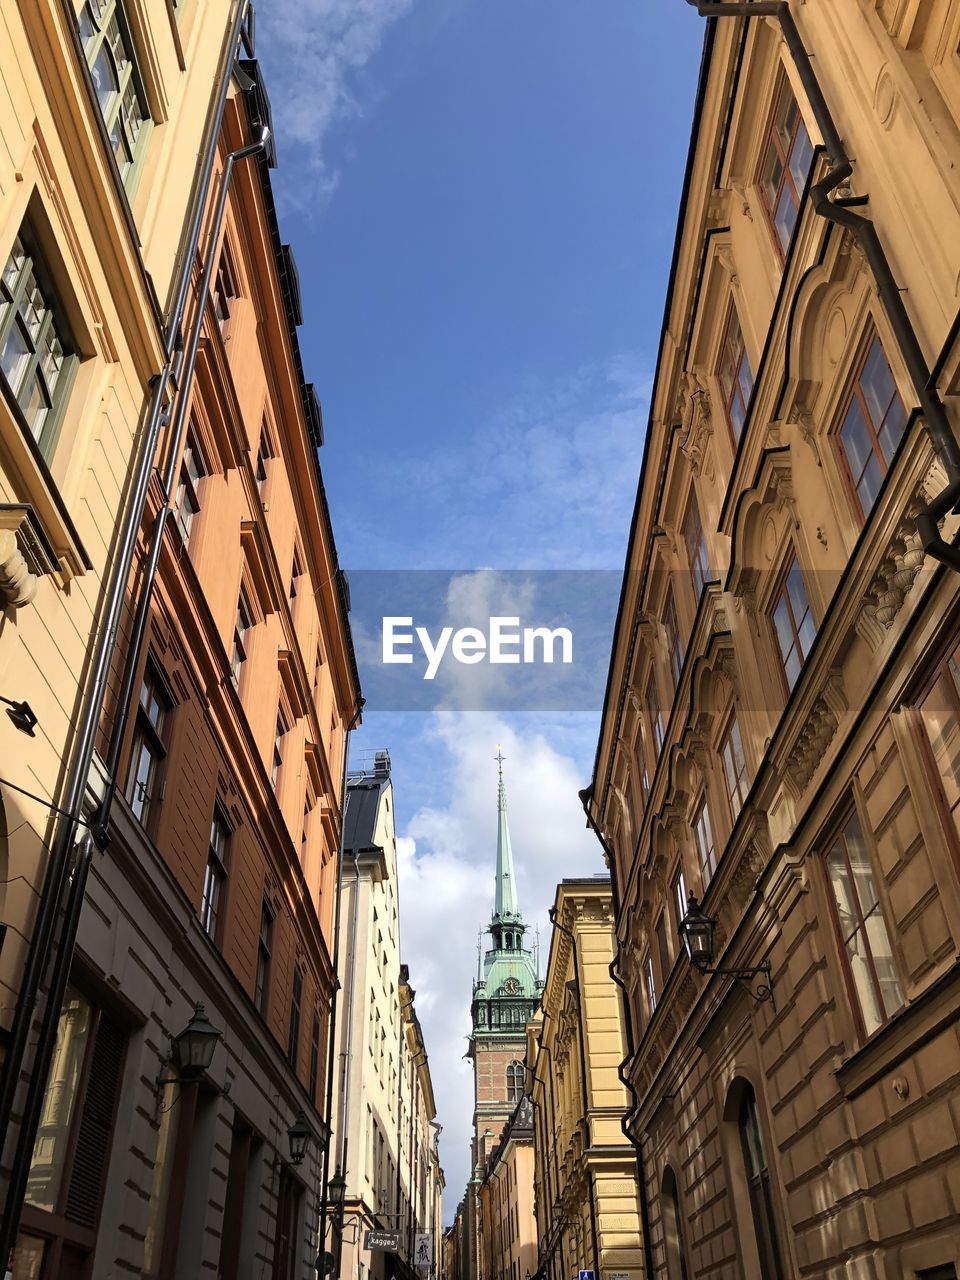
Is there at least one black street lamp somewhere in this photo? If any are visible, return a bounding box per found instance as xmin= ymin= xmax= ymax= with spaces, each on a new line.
xmin=679 ymin=893 xmax=774 ymax=1005
xmin=327 ymin=1169 xmax=347 ymax=1213
xmin=171 ymin=1002 xmax=222 ymax=1077
xmin=287 ymin=1111 xmax=312 ymax=1166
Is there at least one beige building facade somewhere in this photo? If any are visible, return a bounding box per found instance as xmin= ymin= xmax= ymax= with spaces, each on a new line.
xmin=332 ymin=754 xmax=443 ymax=1280
xmin=529 ymin=879 xmax=644 ymax=1280
xmin=477 ymin=1095 xmax=536 ymax=1280
xmin=589 ymin=3 xmax=960 ymax=1279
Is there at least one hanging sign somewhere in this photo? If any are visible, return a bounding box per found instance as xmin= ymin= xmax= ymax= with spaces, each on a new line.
xmin=365 ymin=1231 xmax=400 ymax=1252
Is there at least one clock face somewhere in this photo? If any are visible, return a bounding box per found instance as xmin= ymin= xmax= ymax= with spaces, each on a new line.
xmin=503 ymin=977 xmax=522 ymax=995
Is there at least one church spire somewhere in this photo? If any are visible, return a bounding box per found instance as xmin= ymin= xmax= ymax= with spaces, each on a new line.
xmin=494 ymin=747 xmax=520 ymax=921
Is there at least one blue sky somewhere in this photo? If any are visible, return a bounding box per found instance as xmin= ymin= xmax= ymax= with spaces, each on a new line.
xmin=259 ymin=0 xmax=703 ymax=1219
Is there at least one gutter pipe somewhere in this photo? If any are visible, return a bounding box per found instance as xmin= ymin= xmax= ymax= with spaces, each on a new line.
xmin=0 ymin=2 xmax=255 ymax=1262
xmin=684 ymin=0 xmax=960 ymax=568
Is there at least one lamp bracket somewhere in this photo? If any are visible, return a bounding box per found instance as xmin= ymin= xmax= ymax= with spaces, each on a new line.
xmin=698 ymin=960 xmax=774 ymax=1007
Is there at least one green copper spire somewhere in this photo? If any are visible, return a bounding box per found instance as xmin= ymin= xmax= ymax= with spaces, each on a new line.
xmin=494 ymin=747 xmax=520 ymax=922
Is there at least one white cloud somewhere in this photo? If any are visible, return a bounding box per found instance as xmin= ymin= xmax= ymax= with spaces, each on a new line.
xmin=393 ymin=711 xmax=604 ymax=1218
xmin=259 ymin=0 xmax=416 ymax=207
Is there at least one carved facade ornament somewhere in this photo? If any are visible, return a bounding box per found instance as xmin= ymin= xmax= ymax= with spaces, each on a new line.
xmin=785 ymin=668 xmax=848 ymax=795
xmin=729 ymin=842 xmax=767 ymax=909
xmin=858 ymin=467 xmax=943 ymax=645
xmin=792 ymin=408 xmax=823 ymax=466
xmin=0 ymin=529 xmax=37 ymax=608
xmin=676 ymin=373 xmax=714 ymax=477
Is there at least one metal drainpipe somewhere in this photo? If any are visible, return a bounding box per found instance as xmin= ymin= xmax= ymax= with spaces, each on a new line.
xmin=319 ymin=703 xmax=364 ymax=1267
xmin=684 ymin=0 xmax=960 ymax=568
xmin=0 ymin=1 xmax=254 ymax=1261
xmin=545 ymin=909 xmax=600 ymax=1280
xmin=578 ymin=787 xmax=655 ymax=1280
xmin=537 ymin=1036 xmax=566 ymax=1280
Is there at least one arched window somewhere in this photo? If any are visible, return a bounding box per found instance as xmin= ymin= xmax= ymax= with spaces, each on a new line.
xmin=505 ymin=1061 xmax=523 ymax=1103
xmin=661 ymin=1167 xmax=689 ymax=1280
xmin=737 ymin=1084 xmax=784 ymax=1279
xmin=506 ymin=932 xmax=513 ymax=949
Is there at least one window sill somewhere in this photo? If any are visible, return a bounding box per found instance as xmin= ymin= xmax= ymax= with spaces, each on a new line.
xmin=0 ymin=380 xmax=91 ymax=580
xmin=835 ymin=957 xmax=960 ymax=1099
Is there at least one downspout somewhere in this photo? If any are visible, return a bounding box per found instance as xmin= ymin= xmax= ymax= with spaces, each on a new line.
xmin=0 ymin=2 xmax=254 ymax=1262
xmin=320 ymin=702 xmax=365 ymax=1266
xmin=545 ymin=909 xmax=600 ymax=1280
xmin=578 ymin=786 xmax=655 ymax=1280
xmin=684 ymin=0 xmax=960 ymax=568
xmin=537 ymin=1036 xmax=566 ymax=1280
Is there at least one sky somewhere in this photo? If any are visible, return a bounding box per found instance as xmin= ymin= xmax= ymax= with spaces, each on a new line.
xmin=257 ymin=0 xmax=704 ymax=1222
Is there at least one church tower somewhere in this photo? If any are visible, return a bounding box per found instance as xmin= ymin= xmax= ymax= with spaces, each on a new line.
xmin=468 ymin=751 xmax=542 ymax=1195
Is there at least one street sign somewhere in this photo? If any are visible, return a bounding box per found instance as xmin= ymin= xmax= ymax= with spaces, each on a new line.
xmin=415 ymin=1233 xmax=433 ymax=1272
xmin=316 ymin=1252 xmax=335 ymax=1275
xmin=365 ymin=1231 xmax=401 ymax=1252
xmin=579 ymin=1271 xmax=595 ymax=1280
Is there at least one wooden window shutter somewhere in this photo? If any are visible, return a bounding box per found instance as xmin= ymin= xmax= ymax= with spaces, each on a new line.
xmin=64 ymin=1011 xmax=124 ymax=1228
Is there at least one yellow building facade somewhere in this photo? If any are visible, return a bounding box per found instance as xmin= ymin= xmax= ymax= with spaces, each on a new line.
xmin=589 ymin=2 xmax=960 ymax=1278
xmin=529 ymin=879 xmax=644 ymax=1280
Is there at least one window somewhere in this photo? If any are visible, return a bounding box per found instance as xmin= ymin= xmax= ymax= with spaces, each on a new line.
xmin=684 ymin=493 xmax=709 ymax=600
xmin=720 ymin=715 xmax=749 ymax=820
xmin=759 ymin=73 xmax=813 ymax=255
xmin=301 ymin=795 xmax=313 ymax=863
xmin=272 ymin=708 xmax=289 ymax=788
xmin=644 ymin=952 xmax=657 ymax=1014
xmin=201 ymin=807 xmax=229 ymax=941
xmin=231 ymin=590 xmax=253 ymax=689
xmin=662 ymin=1167 xmax=690 ymax=1280
xmin=309 ymin=1011 xmax=321 ymax=1103
xmin=772 ymin=556 xmax=816 ymax=692
xmin=256 ymin=426 xmax=272 ymax=494
xmin=694 ymin=797 xmax=717 ymax=885
xmin=0 ymin=231 xmax=76 ymax=453
xmin=918 ymin=642 xmax=960 ymax=842
xmin=255 ymin=898 xmax=273 ymax=1013
xmin=837 ymin=335 xmax=908 ymax=517
xmin=174 ymin=428 xmax=205 ymax=546
xmin=737 ymin=1084 xmax=785 ymax=1280
xmin=290 ymin=547 xmax=303 ymax=606
xmin=673 ymin=867 xmax=688 ymax=928
xmin=825 ymin=810 xmax=904 ymax=1036
xmin=78 ymin=0 xmax=150 ymax=186
xmin=287 ymin=968 xmax=303 ymax=1067
xmin=23 ymin=987 xmax=125 ymax=1272
xmin=213 ymin=244 xmax=238 ymax=331
xmin=505 ymin=1061 xmax=523 ymax=1104
xmin=126 ymin=661 xmax=170 ymax=829
xmin=655 ymin=911 xmax=671 ymax=988
xmin=646 ymin=675 xmax=664 ymax=756
xmin=664 ymin=590 xmax=684 ymax=687
xmin=718 ymin=302 xmax=754 ymax=442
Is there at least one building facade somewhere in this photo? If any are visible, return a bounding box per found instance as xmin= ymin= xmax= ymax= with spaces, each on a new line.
xmin=589 ymin=3 xmax=960 ymax=1279
xmin=5 ymin=22 xmax=360 ymax=1278
xmin=477 ymin=1095 xmax=536 ymax=1280
xmin=529 ymin=879 xmax=645 ymax=1280
xmin=331 ymin=754 xmax=443 ymax=1280
xmin=465 ymin=758 xmax=542 ymax=1280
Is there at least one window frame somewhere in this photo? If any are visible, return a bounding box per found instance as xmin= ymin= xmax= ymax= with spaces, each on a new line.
xmin=231 ymin=588 xmax=254 ymax=690
xmin=0 ymin=227 xmax=78 ymax=457
xmin=821 ymin=805 xmax=905 ymax=1041
xmin=736 ymin=1083 xmax=786 ymax=1279
xmin=272 ymin=705 xmax=289 ymax=790
xmin=758 ymin=69 xmax=813 ymax=260
xmin=646 ymin=671 xmax=664 ymax=758
xmin=683 ymin=491 xmax=709 ymax=603
xmin=720 ymin=712 xmax=749 ymax=822
xmin=287 ymin=967 xmax=303 ymax=1068
xmin=717 ymin=299 xmax=754 ymax=444
xmin=663 ymin=588 xmax=684 ymax=688
xmin=693 ymin=794 xmax=718 ymax=887
xmin=125 ymin=659 xmax=171 ymax=831
xmin=213 ymin=241 xmax=239 ymax=333
xmin=770 ymin=552 xmax=816 ymax=695
xmin=255 ymin=898 xmax=273 ymax=1015
xmin=77 ymin=0 xmax=152 ymax=192
xmin=200 ymin=805 xmax=230 ymax=944
xmin=174 ymin=425 xmax=206 ymax=547
xmin=834 ymin=330 xmax=909 ymax=522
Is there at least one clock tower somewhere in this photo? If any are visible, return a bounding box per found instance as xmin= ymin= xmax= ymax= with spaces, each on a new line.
xmin=466 ymin=751 xmax=542 ymax=1272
